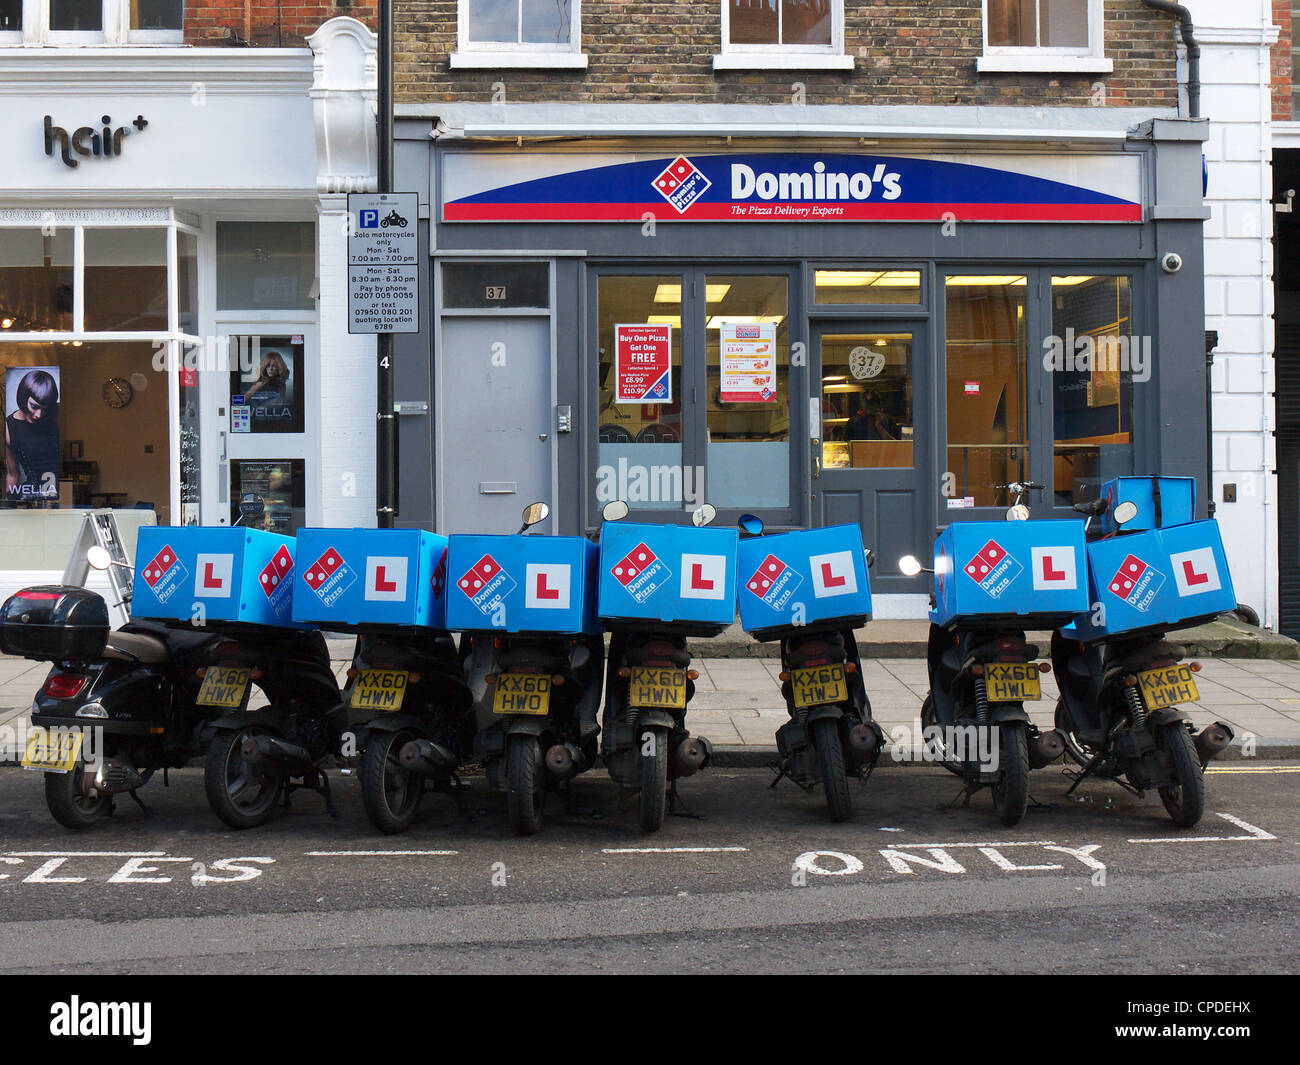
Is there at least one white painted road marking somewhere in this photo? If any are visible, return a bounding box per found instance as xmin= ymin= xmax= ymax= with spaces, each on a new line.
xmin=602 ymin=846 xmax=749 ymax=854
xmin=1127 ymin=812 xmax=1277 ymax=844
xmin=305 ymin=850 xmax=459 ymax=857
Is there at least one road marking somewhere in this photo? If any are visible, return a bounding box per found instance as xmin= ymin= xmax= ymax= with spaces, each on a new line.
xmin=1127 ymin=812 xmax=1277 ymax=844
xmin=602 ymin=846 xmax=748 ymax=854
xmin=880 ymin=840 xmax=1056 ymax=849
xmin=1206 ymin=766 xmax=1300 ymax=774
xmin=4 ymin=851 xmax=167 ymax=857
xmin=304 ymin=850 xmax=459 ymax=857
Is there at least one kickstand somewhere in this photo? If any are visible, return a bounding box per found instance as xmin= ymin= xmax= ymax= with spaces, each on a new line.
xmin=939 ymin=782 xmax=976 ymax=811
xmin=126 ymin=790 xmax=151 ymax=816
xmin=318 ymin=771 xmax=339 ymax=819
xmin=769 ymin=759 xmax=813 ymax=793
xmin=447 ymin=772 xmax=475 ymax=822
xmin=1027 ymin=793 xmax=1055 ymax=810
xmin=1064 ymin=751 xmax=1107 ymax=796
xmin=668 ymin=779 xmax=703 ymax=820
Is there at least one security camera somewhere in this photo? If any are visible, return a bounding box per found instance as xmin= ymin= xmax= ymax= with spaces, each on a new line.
xmin=1161 ymin=252 xmax=1183 ymax=274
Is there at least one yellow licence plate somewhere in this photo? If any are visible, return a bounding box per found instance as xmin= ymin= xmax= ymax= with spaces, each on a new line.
xmin=628 ymin=667 xmax=686 ymax=710
xmin=197 ymin=667 xmax=251 ymax=709
xmin=21 ymin=728 xmax=84 ymax=773
xmin=986 ymin=662 xmax=1041 ymax=702
xmin=350 ymin=669 xmax=409 ymax=711
xmin=1138 ymin=664 xmax=1200 ymax=710
xmin=792 ymin=664 xmax=848 ymax=710
xmin=492 ymin=673 xmax=551 ymax=716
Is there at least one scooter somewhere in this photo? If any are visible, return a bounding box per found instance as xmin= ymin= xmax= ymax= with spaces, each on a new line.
xmin=455 ymin=503 xmax=605 ymax=835
xmin=899 ymin=483 xmax=1076 ymax=826
xmin=737 ymin=515 xmax=882 ymax=822
xmin=596 ymin=500 xmax=726 ymax=831
xmin=1050 ymin=493 xmax=1235 ymax=826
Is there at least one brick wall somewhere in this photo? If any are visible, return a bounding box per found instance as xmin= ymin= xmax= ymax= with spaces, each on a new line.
xmin=1272 ymin=0 xmax=1292 ymax=120
xmin=396 ymin=1 xmax=1180 ymax=107
xmin=183 ymin=0 xmax=376 ymax=47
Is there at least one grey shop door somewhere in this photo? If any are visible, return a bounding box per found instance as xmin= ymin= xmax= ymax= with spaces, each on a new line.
xmin=813 ymin=322 xmax=931 ymax=594
xmin=440 ymin=316 xmax=553 ymax=534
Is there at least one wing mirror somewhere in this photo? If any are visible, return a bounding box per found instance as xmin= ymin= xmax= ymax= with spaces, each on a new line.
xmin=1112 ymin=500 xmax=1139 ymax=527
xmin=738 ymin=513 xmax=764 ymax=537
xmin=691 ymin=503 xmax=717 ymax=528
xmin=898 ymin=554 xmax=931 ymax=577
xmin=87 ymin=546 xmax=113 ymax=571
xmin=519 ymin=501 xmax=550 ymax=533
xmin=601 ymin=500 xmax=630 ymax=522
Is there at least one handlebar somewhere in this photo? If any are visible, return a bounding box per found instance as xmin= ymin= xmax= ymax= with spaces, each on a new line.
xmin=1072 ymin=498 xmax=1108 ymax=516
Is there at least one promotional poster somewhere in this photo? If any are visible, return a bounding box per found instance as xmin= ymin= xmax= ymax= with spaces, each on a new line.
xmin=614 ymin=323 xmax=672 ymax=403
xmin=229 ymin=335 xmax=305 ymax=434
xmin=3 ymin=365 xmax=61 ymax=503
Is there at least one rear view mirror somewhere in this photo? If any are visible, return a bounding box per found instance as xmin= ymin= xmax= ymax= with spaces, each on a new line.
xmin=738 ymin=513 xmax=764 ymax=536
xmin=691 ymin=503 xmax=717 ymax=528
xmin=863 ymin=548 xmax=875 ymax=570
xmin=602 ymin=500 xmax=630 ymax=522
xmin=898 ymin=554 xmax=923 ymax=577
xmin=521 ymin=501 xmax=550 ymax=528
xmin=86 ymin=546 xmax=113 ymax=572
xmin=1005 ymin=504 xmax=1030 ymax=522
xmin=238 ymin=493 xmax=266 ymax=522
xmin=1112 ymin=500 xmax=1139 ymax=527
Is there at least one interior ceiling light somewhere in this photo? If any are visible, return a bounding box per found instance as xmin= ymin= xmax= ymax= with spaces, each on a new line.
xmin=815 ymin=270 xmax=920 ymax=288
xmin=653 ymin=284 xmax=730 ymax=303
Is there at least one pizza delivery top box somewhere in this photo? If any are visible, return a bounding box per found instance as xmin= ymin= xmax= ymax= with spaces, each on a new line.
xmin=597 ymin=522 xmax=739 ymax=633
xmin=931 ymin=519 xmax=1089 ymax=629
xmin=132 ymin=526 xmax=302 ymax=628
xmin=737 ymin=525 xmax=871 ymax=637
xmin=291 ymin=528 xmax=449 ymax=631
xmin=1097 ymin=476 xmax=1196 ymax=535
xmin=445 ymin=534 xmax=600 ymax=635
xmin=1061 ymin=519 xmax=1236 ymax=642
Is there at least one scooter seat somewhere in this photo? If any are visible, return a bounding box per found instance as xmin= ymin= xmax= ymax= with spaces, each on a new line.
xmin=104 ymin=630 xmax=168 ymax=664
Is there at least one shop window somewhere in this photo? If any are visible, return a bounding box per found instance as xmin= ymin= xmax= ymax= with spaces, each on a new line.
xmin=979 ymin=0 xmax=1110 ymax=72
xmin=821 ymin=332 xmax=914 ymax=470
xmin=178 ymin=230 xmax=199 ymax=336
xmin=705 ymin=275 xmax=790 ymax=508
xmin=814 ymin=269 xmax=921 ymax=306
xmin=443 ymin=262 xmax=549 ymax=309
xmin=717 ymin=0 xmax=851 ymax=70
xmin=596 ymin=275 xmax=685 ymax=509
xmin=1050 ymin=275 xmax=1136 ymax=506
xmin=84 ymin=228 xmax=168 ymax=332
xmin=216 ymin=221 xmax=316 ymax=312
xmin=0 ymin=229 xmax=74 ymax=333
xmin=230 ymin=459 xmax=306 ymax=534
xmin=944 ymin=276 xmax=1029 ymax=507
xmin=452 ymin=0 xmax=587 ymax=68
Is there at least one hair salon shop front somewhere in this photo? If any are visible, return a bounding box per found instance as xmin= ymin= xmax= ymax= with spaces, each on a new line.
xmin=399 ymin=113 xmax=1209 ymax=615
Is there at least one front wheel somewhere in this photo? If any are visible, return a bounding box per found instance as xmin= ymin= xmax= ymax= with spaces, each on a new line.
xmin=991 ymin=722 xmax=1029 ymax=827
xmin=44 ymin=766 xmax=111 ymax=830
xmin=638 ymin=725 xmax=669 ymax=833
xmin=506 ymin=734 xmax=546 ymax=836
xmin=1158 ymin=723 xmax=1205 ymax=827
xmin=812 ymin=717 xmax=851 ymax=823
xmin=204 ymin=729 xmax=283 ymax=829
xmin=360 ymin=729 xmax=424 ymax=834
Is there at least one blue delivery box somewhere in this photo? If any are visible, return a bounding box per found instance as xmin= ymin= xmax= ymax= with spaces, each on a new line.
xmin=1064 ymin=519 xmax=1236 ymax=642
xmin=1097 ymin=476 xmax=1196 ymax=535
xmin=132 ymin=526 xmax=301 ymax=627
xmin=445 ymin=534 xmax=599 ymax=635
xmin=598 ymin=522 xmax=738 ymax=633
xmin=292 ymin=528 xmax=449 ymax=631
xmin=737 ymin=525 xmax=871 ymax=637
xmin=931 ymin=519 xmax=1089 ymax=629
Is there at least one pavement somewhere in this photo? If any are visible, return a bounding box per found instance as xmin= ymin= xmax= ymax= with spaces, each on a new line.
xmin=4 ymin=641 xmax=1300 ymax=759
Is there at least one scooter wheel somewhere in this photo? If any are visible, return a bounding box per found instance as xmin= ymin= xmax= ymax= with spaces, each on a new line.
xmin=991 ymin=722 xmax=1029 ymax=827
xmin=204 ymin=729 xmax=282 ymax=830
xmin=638 ymin=724 xmax=669 ymax=833
xmin=360 ymin=729 xmax=424 ymax=834
xmin=506 ymin=734 xmax=546 ymax=836
xmin=921 ymin=695 xmax=963 ymax=778
xmin=812 ymin=717 xmax=852 ymax=823
xmin=44 ymin=766 xmax=111 ymax=830
xmin=1158 ymin=722 xmax=1205 ymax=828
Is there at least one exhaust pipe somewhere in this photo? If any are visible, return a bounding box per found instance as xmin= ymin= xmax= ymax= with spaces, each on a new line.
xmin=80 ymin=758 xmax=144 ymax=796
xmin=1194 ymin=721 xmax=1234 ymax=766
xmin=1028 ymin=729 xmax=1066 ymax=769
xmin=670 ymin=735 xmax=711 ymax=778
xmin=398 ymin=738 xmax=458 ymax=774
xmin=847 ymin=722 xmax=879 ymax=756
xmin=545 ymin=743 xmax=587 ymax=781
xmin=241 ymin=734 xmax=312 ymax=772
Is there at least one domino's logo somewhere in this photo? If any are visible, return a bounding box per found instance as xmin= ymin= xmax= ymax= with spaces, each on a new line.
xmin=652 ymin=155 xmax=712 ymax=214
xmin=1108 ymin=553 xmax=1165 ymax=613
xmin=141 ymin=544 xmax=188 ymax=604
xmin=612 ymin=543 xmax=672 ymax=605
xmin=259 ymin=545 xmax=295 ymax=619
xmin=304 ymin=547 xmax=358 ymax=607
xmin=964 ymin=539 xmax=1022 ymax=599
xmin=746 ymin=554 xmax=803 ymax=610
xmin=457 ymin=554 xmax=516 ymax=616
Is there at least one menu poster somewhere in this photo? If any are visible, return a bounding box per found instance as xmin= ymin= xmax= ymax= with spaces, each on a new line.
xmin=4 ymin=365 xmax=61 ymax=502
xmin=230 ymin=459 xmax=306 ymax=535
xmin=615 ymin=324 xmax=672 ymax=404
xmin=229 ymin=335 xmax=305 ymax=434
xmin=719 ymin=323 xmax=777 ymax=404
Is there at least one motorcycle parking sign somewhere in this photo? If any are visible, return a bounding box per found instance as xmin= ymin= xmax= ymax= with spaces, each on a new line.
xmin=348 ymin=192 xmax=419 ymax=335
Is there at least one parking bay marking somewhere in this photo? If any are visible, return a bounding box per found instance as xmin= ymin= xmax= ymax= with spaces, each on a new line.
xmin=1126 ymin=812 xmax=1277 ymax=845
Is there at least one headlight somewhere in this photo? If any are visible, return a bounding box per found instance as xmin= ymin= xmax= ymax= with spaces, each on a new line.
xmin=75 ymin=702 xmax=108 ymax=719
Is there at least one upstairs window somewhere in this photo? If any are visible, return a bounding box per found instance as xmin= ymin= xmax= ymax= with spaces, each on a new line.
xmin=716 ymin=0 xmax=852 ymax=70
xmin=452 ymin=0 xmax=587 ymax=68
xmin=1 ymin=0 xmax=183 ymax=45
xmin=979 ymin=0 xmax=1111 ymax=73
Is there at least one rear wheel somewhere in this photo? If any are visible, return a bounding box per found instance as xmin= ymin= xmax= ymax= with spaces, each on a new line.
xmin=360 ymin=729 xmax=423 ymax=834
xmin=991 ymin=722 xmax=1030 ymax=827
xmin=44 ymin=766 xmax=111 ymax=830
xmin=921 ymin=694 xmax=963 ymax=778
xmin=638 ymin=724 xmax=669 ymax=833
xmin=812 ymin=717 xmax=851 ymax=823
xmin=204 ymin=729 xmax=283 ymax=829
xmin=1158 ymin=723 xmax=1205 ymax=827
xmin=506 ymin=734 xmax=546 ymax=836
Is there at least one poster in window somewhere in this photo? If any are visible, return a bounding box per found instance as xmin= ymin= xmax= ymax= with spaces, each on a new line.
xmin=229 ymin=335 xmax=305 ymax=434
xmin=230 ymin=459 xmax=306 ymax=535
xmin=4 ymin=366 xmax=61 ymax=503
xmin=719 ymin=323 xmax=777 ymax=403
xmin=614 ymin=324 xmax=672 ymax=403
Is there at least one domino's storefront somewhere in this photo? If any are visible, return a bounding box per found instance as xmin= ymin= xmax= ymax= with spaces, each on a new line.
xmin=394 ymin=105 xmax=1211 ymax=616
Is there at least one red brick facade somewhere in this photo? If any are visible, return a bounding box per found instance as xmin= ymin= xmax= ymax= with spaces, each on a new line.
xmin=395 ymin=1 xmax=1180 ymax=109
xmin=1272 ymin=0 xmax=1292 ymax=122
xmin=183 ymin=0 xmax=376 ymax=47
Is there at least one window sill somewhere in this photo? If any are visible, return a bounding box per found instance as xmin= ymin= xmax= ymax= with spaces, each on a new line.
xmin=976 ymin=54 xmax=1114 ymax=74
xmin=713 ymin=52 xmax=855 ymax=72
xmin=449 ymin=51 xmax=588 ymax=70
